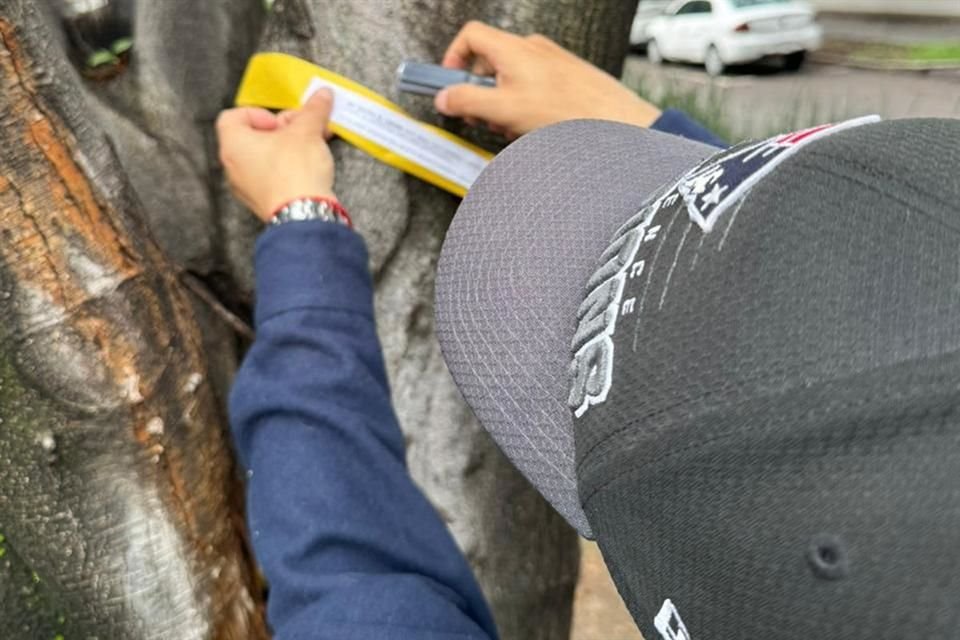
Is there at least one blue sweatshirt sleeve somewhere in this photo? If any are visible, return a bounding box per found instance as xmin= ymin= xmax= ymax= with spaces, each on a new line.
xmin=228 ymin=221 xmax=498 ymax=640
xmin=651 ymin=107 xmax=728 ymax=148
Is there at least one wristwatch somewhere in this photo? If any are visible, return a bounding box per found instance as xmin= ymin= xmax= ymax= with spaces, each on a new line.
xmin=270 ymin=198 xmax=352 ymax=228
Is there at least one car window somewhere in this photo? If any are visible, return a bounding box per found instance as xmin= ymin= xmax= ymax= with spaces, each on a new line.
xmin=730 ymin=0 xmax=791 ymax=6
xmin=639 ymin=1 xmax=673 ymax=16
xmin=675 ymin=1 xmax=712 ymax=15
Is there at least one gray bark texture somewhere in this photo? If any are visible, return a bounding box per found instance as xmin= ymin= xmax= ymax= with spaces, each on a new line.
xmin=0 ymin=2 xmax=267 ymax=638
xmin=0 ymin=0 xmax=638 ymax=638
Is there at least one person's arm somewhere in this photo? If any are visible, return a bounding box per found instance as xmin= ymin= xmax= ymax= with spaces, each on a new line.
xmin=432 ymin=21 xmax=725 ymax=147
xmin=218 ymin=91 xmax=497 ymax=640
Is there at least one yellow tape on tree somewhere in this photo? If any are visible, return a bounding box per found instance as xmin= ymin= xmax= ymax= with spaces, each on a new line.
xmin=235 ymin=52 xmax=493 ymax=197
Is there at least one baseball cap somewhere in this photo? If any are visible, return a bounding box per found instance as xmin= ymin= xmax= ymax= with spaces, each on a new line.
xmin=435 ymin=116 xmax=960 ymax=638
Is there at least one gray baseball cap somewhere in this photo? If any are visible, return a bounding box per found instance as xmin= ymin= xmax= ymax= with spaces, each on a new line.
xmin=437 ymin=116 xmax=960 ymax=638
xmin=436 ymin=119 xmax=720 ymax=536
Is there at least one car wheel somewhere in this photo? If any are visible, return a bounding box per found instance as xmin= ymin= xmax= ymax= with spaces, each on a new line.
xmin=784 ymin=50 xmax=806 ymax=72
xmin=647 ymin=39 xmax=663 ymax=65
xmin=705 ymin=45 xmax=725 ymax=77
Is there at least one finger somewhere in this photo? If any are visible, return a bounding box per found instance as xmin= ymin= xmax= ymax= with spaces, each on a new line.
xmin=217 ymin=112 xmax=271 ymax=168
xmin=487 ymin=122 xmax=507 ymax=136
xmin=277 ymin=109 xmax=298 ymax=127
xmin=471 ymin=57 xmax=496 ymax=77
xmin=434 ymin=83 xmax=511 ymax=126
xmin=463 ymin=116 xmax=480 ymax=128
xmin=216 ymin=107 xmax=279 ymax=134
xmin=441 ymin=21 xmax=522 ymax=70
xmin=247 ymin=108 xmax=281 ymax=131
xmin=442 ymin=50 xmax=469 ymax=70
xmin=287 ymin=104 xmax=336 ymax=139
xmin=290 ymin=88 xmax=334 ymax=137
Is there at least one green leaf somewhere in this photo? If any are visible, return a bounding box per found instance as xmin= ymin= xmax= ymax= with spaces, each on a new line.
xmin=86 ymin=49 xmax=119 ymax=69
xmin=111 ymin=37 xmax=134 ymax=56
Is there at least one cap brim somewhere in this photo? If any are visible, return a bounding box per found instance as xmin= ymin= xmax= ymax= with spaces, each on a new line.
xmin=435 ymin=120 xmax=718 ymax=536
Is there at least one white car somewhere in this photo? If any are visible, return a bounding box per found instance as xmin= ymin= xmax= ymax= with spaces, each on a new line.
xmin=629 ymin=0 xmax=672 ymax=48
xmin=646 ymin=0 xmax=823 ymax=76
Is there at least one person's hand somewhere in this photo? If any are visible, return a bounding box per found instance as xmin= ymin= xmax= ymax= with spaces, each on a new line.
xmin=434 ymin=21 xmax=661 ymax=139
xmin=217 ymin=89 xmax=337 ymax=223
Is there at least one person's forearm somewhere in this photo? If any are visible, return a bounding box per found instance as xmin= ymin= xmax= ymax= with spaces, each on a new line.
xmin=229 ymin=221 xmax=496 ymax=639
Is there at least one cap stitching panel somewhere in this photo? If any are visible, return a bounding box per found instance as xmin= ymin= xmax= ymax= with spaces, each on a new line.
xmin=576 ymin=158 xmax=960 ymax=471
xmin=493 ymin=141 xmax=601 ymax=361
xmin=576 ymin=347 xmax=783 ymax=472
xmin=798 ymin=151 xmax=960 ymax=237
xmin=584 ymin=385 xmax=958 ymax=508
xmin=437 ymin=121 xmax=723 ymax=524
xmin=466 ymin=140 xmax=611 ymax=467
xmin=446 ymin=128 xmax=664 ymax=489
xmin=448 ymin=182 xmax=577 ymax=485
xmin=439 ymin=131 xmax=603 ymax=517
xmin=576 ymin=338 xmax=960 ymax=478
xmin=496 ymin=152 xmax=589 ymax=349
xmin=450 ymin=241 xmax=576 ymax=484
xmin=579 ymin=354 xmax=960 ymax=506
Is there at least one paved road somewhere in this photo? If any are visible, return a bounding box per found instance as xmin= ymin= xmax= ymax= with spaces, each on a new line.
xmin=572 ymin=541 xmax=643 ymax=640
xmin=623 ymin=56 xmax=960 ymax=141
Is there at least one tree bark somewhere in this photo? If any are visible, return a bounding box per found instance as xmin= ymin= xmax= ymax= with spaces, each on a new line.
xmin=257 ymin=2 xmax=637 ymax=638
xmin=76 ymin=0 xmax=267 ymax=403
xmin=0 ymin=2 xmax=266 ymax=638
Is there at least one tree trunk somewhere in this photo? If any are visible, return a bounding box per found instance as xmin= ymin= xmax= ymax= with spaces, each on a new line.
xmin=257 ymin=2 xmax=637 ymax=638
xmin=77 ymin=0 xmax=267 ymax=403
xmin=0 ymin=0 xmax=637 ymax=638
xmin=0 ymin=2 xmax=266 ymax=638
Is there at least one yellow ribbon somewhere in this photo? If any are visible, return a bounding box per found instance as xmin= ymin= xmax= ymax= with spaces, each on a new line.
xmin=235 ymin=52 xmax=493 ymax=197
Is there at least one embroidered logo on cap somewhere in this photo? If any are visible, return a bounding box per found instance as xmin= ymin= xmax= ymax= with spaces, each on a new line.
xmin=567 ymin=116 xmax=881 ymax=418
xmin=655 ymin=599 xmax=691 ymax=640
xmin=677 ymin=114 xmax=881 ymax=233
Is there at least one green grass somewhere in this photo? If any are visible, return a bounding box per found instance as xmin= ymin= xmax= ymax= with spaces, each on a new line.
xmin=852 ymin=41 xmax=960 ymax=64
xmin=905 ymin=42 xmax=960 ymax=62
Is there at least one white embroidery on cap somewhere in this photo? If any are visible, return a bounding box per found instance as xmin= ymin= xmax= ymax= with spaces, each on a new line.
xmin=676 ymin=115 xmax=881 ymax=233
xmin=655 ymin=599 xmax=691 ymax=640
xmin=567 ymin=116 xmax=882 ymax=418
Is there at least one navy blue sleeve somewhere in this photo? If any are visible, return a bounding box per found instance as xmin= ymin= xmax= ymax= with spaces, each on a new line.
xmin=651 ymin=107 xmax=728 ymax=148
xmin=228 ymin=221 xmax=498 ymax=640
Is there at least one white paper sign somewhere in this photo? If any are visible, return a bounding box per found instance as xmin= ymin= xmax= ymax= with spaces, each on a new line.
xmin=303 ymin=78 xmax=489 ymax=192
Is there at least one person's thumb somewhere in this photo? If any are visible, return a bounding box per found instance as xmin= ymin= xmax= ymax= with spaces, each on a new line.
xmin=435 ymin=84 xmax=509 ymax=127
xmin=291 ymin=87 xmax=334 ymax=136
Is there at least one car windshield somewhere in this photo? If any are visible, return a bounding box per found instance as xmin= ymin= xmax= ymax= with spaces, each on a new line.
xmin=730 ymin=0 xmax=792 ymax=7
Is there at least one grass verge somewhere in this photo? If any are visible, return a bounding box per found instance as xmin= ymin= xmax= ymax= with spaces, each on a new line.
xmin=820 ymin=40 xmax=960 ymax=68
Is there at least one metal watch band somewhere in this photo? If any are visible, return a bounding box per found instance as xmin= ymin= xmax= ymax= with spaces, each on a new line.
xmin=270 ymin=198 xmax=351 ymax=227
